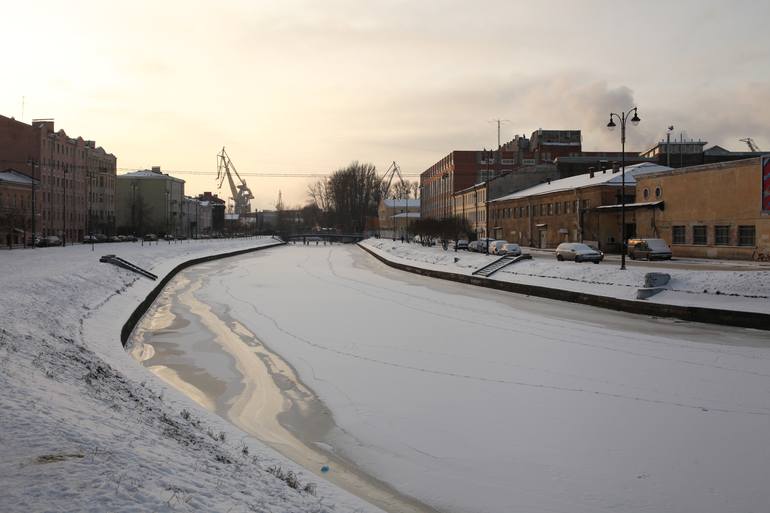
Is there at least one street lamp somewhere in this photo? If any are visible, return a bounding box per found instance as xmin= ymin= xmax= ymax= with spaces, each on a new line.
xmin=607 ymin=106 xmax=641 ymax=270
xmin=26 ymin=159 xmax=37 ymax=249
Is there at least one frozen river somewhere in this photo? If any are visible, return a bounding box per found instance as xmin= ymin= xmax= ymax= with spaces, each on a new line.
xmin=131 ymin=244 xmax=770 ymax=513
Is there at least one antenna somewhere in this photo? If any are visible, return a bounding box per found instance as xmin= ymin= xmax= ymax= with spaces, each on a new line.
xmin=489 ymin=119 xmax=510 ymax=149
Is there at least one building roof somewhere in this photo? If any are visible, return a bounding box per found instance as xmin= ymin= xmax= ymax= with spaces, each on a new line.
xmin=489 ymin=162 xmax=672 ymax=203
xmin=393 ymin=212 xmax=421 ymax=218
xmin=383 ymin=198 xmax=420 ymax=208
xmin=0 ymin=169 xmax=37 ymax=186
xmin=118 ymin=168 xmax=185 ymax=183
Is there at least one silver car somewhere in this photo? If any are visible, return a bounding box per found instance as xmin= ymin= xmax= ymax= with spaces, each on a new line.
xmin=488 ymin=240 xmax=509 ymax=255
xmin=500 ymin=243 xmax=522 ymax=256
xmin=555 ymin=242 xmax=604 ymax=264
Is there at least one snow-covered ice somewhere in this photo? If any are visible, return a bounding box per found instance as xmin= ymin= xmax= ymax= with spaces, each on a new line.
xmin=0 ymin=238 xmax=381 ymax=513
xmin=178 ymin=244 xmax=770 ymax=513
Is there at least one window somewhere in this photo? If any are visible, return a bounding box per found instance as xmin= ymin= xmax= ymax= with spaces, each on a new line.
xmin=564 ymin=201 xmax=570 ymax=214
xmin=714 ymin=225 xmax=730 ymax=245
xmin=672 ymin=225 xmax=686 ymax=244
xmin=582 ymin=199 xmax=590 ymax=209
xmin=738 ymin=225 xmax=755 ymax=246
xmin=547 ymin=203 xmax=553 ymax=215
xmin=540 ymin=204 xmax=545 ymax=216
xmin=655 ymin=186 xmax=662 ymax=199
xmin=643 ymin=188 xmax=649 ymax=200
xmin=692 ymin=225 xmax=707 ymax=245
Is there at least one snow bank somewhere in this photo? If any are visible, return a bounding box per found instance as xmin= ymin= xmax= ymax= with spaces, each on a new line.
xmin=0 ymin=238 xmax=380 ymax=513
xmin=360 ymin=239 xmax=770 ymax=314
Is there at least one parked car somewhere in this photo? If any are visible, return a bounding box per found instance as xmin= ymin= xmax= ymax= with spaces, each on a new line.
xmin=163 ymin=234 xmax=175 ymax=241
xmin=488 ymin=240 xmax=509 ymax=255
xmin=500 ymin=243 xmax=522 ymax=256
xmin=555 ymin=242 xmax=604 ymax=263
xmin=36 ymin=235 xmax=62 ymax=247
xmin=627 ymin=238 xmax=672 ymax=260
xmin=83 ymin=235 xmax=97 ymax=243
xmin=95 ymin=233 xmax=108 ymax=243
xmin=454 ymin=239 xmax=469 ymax=250
xmin=108 ymin=235 xmax=122 ymax=243
xmin=123 ymin=235 xmax=138 ymax=242
xmin=144 ymin=233 xmax=158 ymax=242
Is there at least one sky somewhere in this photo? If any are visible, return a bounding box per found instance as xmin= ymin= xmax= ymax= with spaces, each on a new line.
xmin=2 ymin=0 xmax=769 ymax=210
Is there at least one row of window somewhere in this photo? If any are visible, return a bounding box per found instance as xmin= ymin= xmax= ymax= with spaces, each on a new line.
xmin=492 ymin=199 xmax=591 ymax=220
xmin=671 ymin=225 xmax=756 ymax=246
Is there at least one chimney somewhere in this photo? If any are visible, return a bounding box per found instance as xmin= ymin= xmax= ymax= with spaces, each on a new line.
xmin=151 ymin=166 xmax=161 ymax=174
xmin=546 ymin=177 xmax=551 ymax=184
xmin=589 ymin=167 xmax=595 ymax=179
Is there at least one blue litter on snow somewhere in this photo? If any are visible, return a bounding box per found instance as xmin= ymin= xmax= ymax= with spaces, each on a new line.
xmin=321 ymin=465 xmax=330 ymax=473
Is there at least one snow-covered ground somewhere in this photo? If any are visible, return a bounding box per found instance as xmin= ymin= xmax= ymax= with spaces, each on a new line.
xmin=186 ymin=245 xmax=770 ymax=513
xmin=0 ymin=239 xmax=381 ymax=513
xmin=361 ymin=239 xmax=770 ymax=313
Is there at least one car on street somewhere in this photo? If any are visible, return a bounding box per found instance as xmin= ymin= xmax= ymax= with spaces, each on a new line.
xmin=163 ymin=234 xmax=175 ymax=241
xmin=36 ymin=235 xmax=62 ymax=247
xmin=555 ymin=242 xmax=604 ymax=263
xmin=627 ymin=238 xmax=673 ymax=260
xmin=488 ymin=240 xmax=509 ymax=255
xmin=144 ymin=233 xmax=158 ymax=242
xmin=123 ymin=235 xmax=138 ymax=242
xmin=500 ymin=243 xmax=523 ymax=256
xmin=83 ymin=235 xmax=97 ymax=244
xmin=454 ymin=239 xmax=469 ymax=250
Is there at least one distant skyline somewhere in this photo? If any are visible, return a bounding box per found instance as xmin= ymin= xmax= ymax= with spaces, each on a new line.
xmin=2 ymin=0 xmax=768 ymax=209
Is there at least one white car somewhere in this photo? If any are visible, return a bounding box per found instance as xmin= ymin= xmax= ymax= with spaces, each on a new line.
xmin=500 ymin=243 xmax=522 ymax=256
xmin=488 ymin=240 xmax=509 ymax=255
xmin=555 ymin=242 xmax=604 ymax=263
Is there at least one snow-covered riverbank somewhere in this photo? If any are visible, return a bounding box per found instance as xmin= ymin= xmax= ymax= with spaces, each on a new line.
xmin=360 ymin=238 xmax=770 ymax=313
xmin=0 ymin=239 xmax=381 ymax=513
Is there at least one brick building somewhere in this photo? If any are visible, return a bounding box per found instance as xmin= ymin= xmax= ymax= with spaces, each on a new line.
xmin=488 ymin=163 xmax=671 ymax=249
xmin=420 ymin=129 xmax=584 ymax=222
xmin=0 ymin=115 xmax=117 ymax=243
xmin=0 ymin=169 xmax=37 ymax=246
xmin=633 ymin=157 xmax=770 ymax=260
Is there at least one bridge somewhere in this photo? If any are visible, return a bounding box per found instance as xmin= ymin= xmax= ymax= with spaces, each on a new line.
xmin=283 ymin=233 xmax=368 ymax=244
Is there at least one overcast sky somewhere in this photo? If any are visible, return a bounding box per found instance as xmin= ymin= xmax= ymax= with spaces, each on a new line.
xmin=2 ymin=0 xmax=768 ymax=209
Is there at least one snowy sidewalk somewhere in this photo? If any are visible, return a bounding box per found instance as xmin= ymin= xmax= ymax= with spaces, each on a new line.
xmin=360 ymin=239 xmax=770 ymax=315
xmin=0 ymin=238 xmax=381 ymax=513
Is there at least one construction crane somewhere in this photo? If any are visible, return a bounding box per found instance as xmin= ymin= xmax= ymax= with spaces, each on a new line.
xmin=380 ymin=161 xmax=406 ymax=199
xmin=216 ymin=147 xmax=254 ymax=217
xmin=739 ymin=138 xmax=761 ymax=152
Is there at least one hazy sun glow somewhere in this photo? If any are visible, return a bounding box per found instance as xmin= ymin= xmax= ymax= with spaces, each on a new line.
xmin=2 ymin=0 xmax=768 ymax=209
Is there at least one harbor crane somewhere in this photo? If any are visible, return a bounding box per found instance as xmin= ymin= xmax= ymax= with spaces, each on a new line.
xmin=380 ymin=161 xmax=407 ymax=199
xmin=216 ymin=147 xmax=254 ymax=216
xmin=739 ymin=138 xmax=761 ymax=152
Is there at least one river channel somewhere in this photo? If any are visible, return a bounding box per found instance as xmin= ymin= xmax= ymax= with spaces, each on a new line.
xmin=128 ymin=253 xmax=437 ymax=513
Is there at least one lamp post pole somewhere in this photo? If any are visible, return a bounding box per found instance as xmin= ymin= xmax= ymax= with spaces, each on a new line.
xmin=62 ymin=165 xmax=67 ymax=247
xmin=607 ymin=107 xmax=641 ymax=271
xmin=27 ymin=160 xmax=37 ymax=248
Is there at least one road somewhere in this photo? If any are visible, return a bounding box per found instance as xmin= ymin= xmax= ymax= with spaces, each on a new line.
xmin=135 ymin=244 xmax=770 ymax=513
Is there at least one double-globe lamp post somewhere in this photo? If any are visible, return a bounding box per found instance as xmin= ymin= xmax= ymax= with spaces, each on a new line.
xmin=606 ymin=107 xmax=641 ymax=270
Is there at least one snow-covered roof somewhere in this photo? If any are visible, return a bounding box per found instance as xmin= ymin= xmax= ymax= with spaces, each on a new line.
xmin=0 ymin=169 xmax=37 ymax=186
xmin=393 ymin=212 xmax=421 ymax=218
xmin=383 ymin=198 xmax=420 ymax=208
xmin=118 ymin=169 xmax=185 ymax=183
xmin=490 ymin=162 xmax=672 ymax=203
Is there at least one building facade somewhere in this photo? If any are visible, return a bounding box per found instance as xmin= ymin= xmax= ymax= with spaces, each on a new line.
xmin=0 ymin=169 xmax=37 ymax=246
xmin=116 ymin=167 xmax=185 ymax=236
xmin=378 ymin=198 xmax=420 ymax=237
xmin=488 ymin=163 xmax=670 ymax=249
xmin=634 ymin=157 xmax=770 ymax=259
xmin=0 ymin=115 xmax=117 ymax=243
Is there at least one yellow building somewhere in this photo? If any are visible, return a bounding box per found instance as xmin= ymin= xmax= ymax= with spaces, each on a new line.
xmin=634 ymin=157 xmax=770 ymax=259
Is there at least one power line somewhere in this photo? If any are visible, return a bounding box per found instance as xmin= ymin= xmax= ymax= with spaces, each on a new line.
xmin=116 ymin=167 xmax=421 ymax=178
